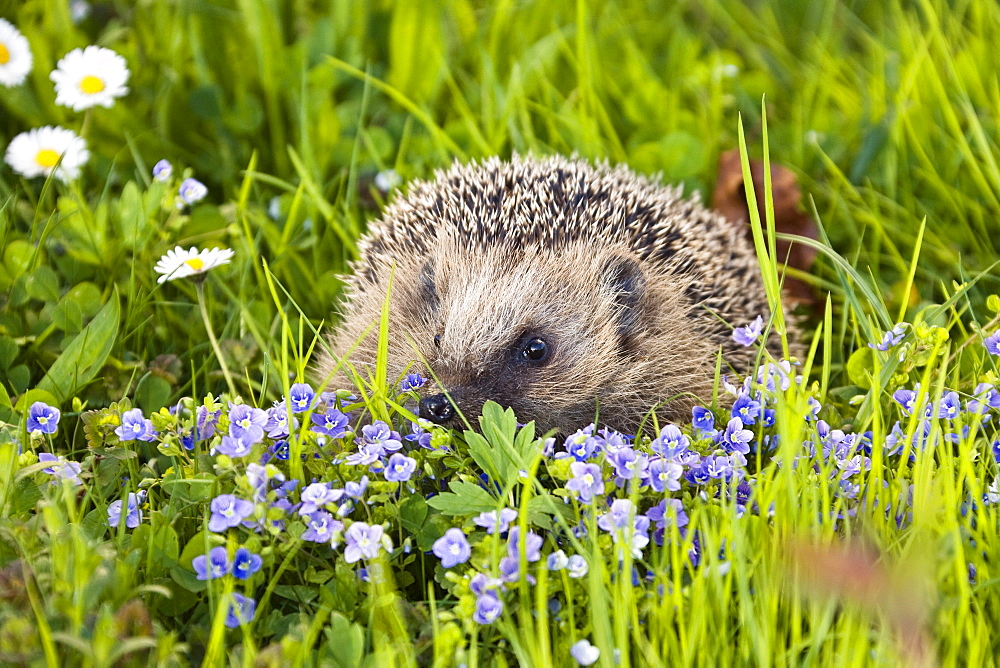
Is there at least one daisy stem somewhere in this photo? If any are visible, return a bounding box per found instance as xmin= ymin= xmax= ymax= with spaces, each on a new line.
xmin=196 ymin=281 xmax=238 ymax=398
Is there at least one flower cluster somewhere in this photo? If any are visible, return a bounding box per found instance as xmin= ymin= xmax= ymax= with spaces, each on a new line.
xmin=3 ymin=22 xmax=130 ymax=182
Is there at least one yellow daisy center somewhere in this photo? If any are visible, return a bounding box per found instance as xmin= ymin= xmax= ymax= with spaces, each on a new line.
xmin=185 ymin=258 xmax=205 ymax=271
xmin=0 ymin=43 xmax=10 ymax=65
xmin=80 ymin=75 xmax=105 ymax=94
xmin=36 ymin=149 xmax=60 ymax=168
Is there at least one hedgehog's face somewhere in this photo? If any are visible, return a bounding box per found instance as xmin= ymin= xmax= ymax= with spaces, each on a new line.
xmin=378 ymin=242 xmax=668 ymax=434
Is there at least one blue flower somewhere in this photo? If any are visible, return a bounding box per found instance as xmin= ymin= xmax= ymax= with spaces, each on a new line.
xmin=108 ymin=492 xmax=142 ymax=528
xmin=597 ymin=499 xmax=636 ymax=532
xmin=566 ymin=555 xmax=588 ymax=578
xmin=892 ymin=387 xmax=919 ymax=415
xmin=652 ymin=424 xmax=691 ymax=458
xmin=208 ymin=494 xmax=254 ymax=532
xmin=195 ymin=405 xmax=221 ymax=441
xmin=384 ymin=453 xmax=417 ymax=482
xmin=343 ymin=522 xmax=386 ymax=563
xmin=730 ymin=392 xmax=761 ymax=425
xmin=217 ymin=435 xmax=253 ymax=458
xmin=608 ymin=447 xmax=648 ymax=482
xmin=721 ymin=417 xmax=754 ymax=455
xmin=473 ymin=592 xmax=503 ymax=624
xmin=469 ymin=572 xmax=503 ymax=597
xmin=869 ymin=323 xmax=907 ymax=351
xmin=228 ymin=404 xmax=268 ymax=444
xmin=37 ymin=453 xmax=83 ymax=485
xmin=232 ymin=547 xmax=262 ymax=579
xmin=647 ymin=457 xmax=683 ymax=492
xmin=507 ymin=527 xmax=543 ymax=562
xmin=302 ymin=511 xmax=342 ymax=543
xmin=473 ymin=508 xmax=518 ymax=535
xmin=732 ymin=315 xmax=763 ymax=347
xmin=570 ymin=639 xmax=600 ymax=666
xmin=547 ymin=550 xmax=569 ymax=571
xmin=344 ymin=476 xmax=369 ymax=500
xmin=563 ymin=427 xmax=598 ymax=461
xmin=27 ymin=401 xmax=60 ymax=434
xmin=270 ymin=440 xmax=290 ymax=461
xmin=152 ymin=159 xmax=172 ymax=182
xmin=116 ymin=408 xmax=157 ymax=442
xmin=265 ymin=403 xmax=297 ymax=439
xmin=224 ymin=593 xmax=256 ymax=628
xmin=310 ymin=408 xmax=351 ymax=438
xmin=299 ymin=482 xmax=343 ymax=515
xmin=178 ymin=177 xmax=208 ymax=206
xmin=288 ymin=382 xmax=316 ymax=413
xmin=404 ymin=420 xmax=435 ymax=449
xmin=937 ymin=391 xmax=961 ymax=420
xmin=565 ymin=462 xmax=604 ymax=503
xmin=358 ymin=421 xmax=402 ymax=453
xmin=193 ymin=546 xmax=229 ymax=580
xmin=985 ymin=330 xmax=1000 ymax=355
xmin=432 ymin=528 xmax=471 ymax=568
xmin=400 ymin=373 xmax=427 ymax=392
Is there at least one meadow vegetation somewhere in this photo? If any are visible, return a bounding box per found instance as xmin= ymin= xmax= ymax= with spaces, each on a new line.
xmin=1 ymin=0 xmax=999 ymax=665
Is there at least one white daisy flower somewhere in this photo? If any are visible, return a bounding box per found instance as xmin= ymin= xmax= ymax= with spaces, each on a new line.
xmin=154 ymin=246 xmax=235 ymax=284
xmin=50 ymin=45 xmax=130 ymax=111
xmin=0 ymin=18 xmax=33 ymax=87
xmin=4 ymin=126 xmax=89 ymax=182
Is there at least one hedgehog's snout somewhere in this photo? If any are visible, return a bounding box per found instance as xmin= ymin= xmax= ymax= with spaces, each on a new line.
xmin=419 ymin=393 xmax=456 ymax=424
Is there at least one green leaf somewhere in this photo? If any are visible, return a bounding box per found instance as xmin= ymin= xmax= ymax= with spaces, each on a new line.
xmin=135 ymin=374 xmax=172 ymax=413
xmin=323 ymin=613 xmax=365 ymax=668
xmin=273 ymin=584 xmax=319 ymax=604
xmin=846 ymin=347 xmax=875 ymax=389
xmin=426 ymin=481 xmax=498 ymax=516
xmin=399 ymin=494 xmax=428 ymax=533
xmin=36 ymin=294 xmax=120 ymax=403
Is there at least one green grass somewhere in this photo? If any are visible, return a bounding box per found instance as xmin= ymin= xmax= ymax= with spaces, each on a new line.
xmin=1 ymin=0 xmax=1000 ymax=665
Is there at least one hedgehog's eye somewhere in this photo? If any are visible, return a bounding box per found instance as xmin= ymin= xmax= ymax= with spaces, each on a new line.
xmin=522 ymin=337 xmax=549 ymax=363
xmin=434 ymin=334 xmax=441 ymax=348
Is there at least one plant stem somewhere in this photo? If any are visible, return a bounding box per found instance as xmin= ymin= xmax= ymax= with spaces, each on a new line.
xmin=196 ymin=281 xmax=238 ymax=397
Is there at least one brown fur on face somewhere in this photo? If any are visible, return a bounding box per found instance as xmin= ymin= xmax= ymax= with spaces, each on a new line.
xmin=315 ymin=156 xmax=788 ymax=435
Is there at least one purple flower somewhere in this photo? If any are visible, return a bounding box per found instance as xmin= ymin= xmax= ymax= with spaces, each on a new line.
xmin=246 ymin=462 xmax=285 ymax=502
xmin=893 ymin=387 xmax=919 ymax=415
xmin=178 ymin=177 xmax=208 ymax=206
xmin=195 ymin=406 xmax=220 ymax=441
xmin=721 ymin=417 xmax=754 ymax=455
xmin=732 ymin=315 xmax=763 ymax=346
xmin=27 ymin=402 xmax=60 ymax=434
xmin=498 ymin=556 xmax=521 ymax=583
xmin=288 ymin=382 xmax=316 ymax=413
xmin=232 ymin=547 xmax=263 ymax=579
xmin=507 ymin=527 xmax=543 ymax=562
xmin=432 ymin=528 xmax=471 ymax=568
xmin=570 ymin=639 xmax=601 ymax=666
xmin=647 ymin=498 xmax=688 ymax=531
xmin=265 ymin=403 xmax=297 ymax=439
xmin=566 ymin=462 xmax=604 ymax=503
xmin=869 ymin=323 xmax=907 ymax=351
xmin=228 ymin=404 xmax=268 ymax=444
xmin=563 ymin=427 xmax=598 ymax=461
xmin=651 ymin=424 xmax=691 ymax=458
xmin=217 ymin=435 xmax=253 ymax=458
xmin=597 ymin=499 xmax=637 ymax=532
xmin=299 ymin=482 xmax=343 ymax=515
xmin=193 ymin=546 xmax=229 ymax=580
xmin=547 ymin=550 xmax=569 ymax=571
xmin=224 ymin=593 xmax=256 ymax=628
xmin=469 ymin=572 xmax=503 ymax=596
xmin=343 ymin=522 xmax=386 ymax=563
xmin=473 ymin=593 xmax=503 ymax=624
xmin=345 ymin=476 xmax=368 ymax=500
xmin=108 ymin=492 xmax=142 ymax=528
xmin=384 ymin=453 xmax=417 ymax=483
xmin=344 ymin=443 xmax=381 ymax=466
xmin=473 ymin=508 xmax=518 ymax=535
xmin=567 ymin=555 xmax=588 ymax=578
xmin=404 ymin=420 xmax=435 ymax=450
xmin=937 ymin=391 xmax=961 ymax=419
xmin=704 ymin=454 xmax=737 ymax=480
xmin=401 ymin=373 xmax=427 ymax=392
xmin=208 ymin=494 xmax=255 ymax=532
xmin=730 ymin=392 xmax=761 ymax=425
xmin=310 ymin=408 xmax=351 ymax=439
xmin=152 ymin=159 xmax=172 ymax=182
xmin=37 ymin=453 xmax=83 ymax=485
xmin=692 ymin=406 xmax=715 ymax=430
xmin=302 ymin=511 xmax=342 ymax=543
xmin=116 ymin=408 xmax=157 ymax=442
xmin=359 ymin=421 xmax=402 ymax=452
xmin=985 ymin=330 xmax=1000 ymax=355
xmin=647 ymin=457 xmax=683 ymax=492
xmin=608 ymin=447 xmax=648 ymax=482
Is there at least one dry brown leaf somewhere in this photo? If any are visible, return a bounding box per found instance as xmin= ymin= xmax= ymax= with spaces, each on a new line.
xmin=711 ymin=149 xmax=819 ymax=308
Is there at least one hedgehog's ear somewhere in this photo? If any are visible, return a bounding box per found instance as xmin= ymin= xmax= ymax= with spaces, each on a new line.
xmin=601 ymin=254 xmax=646 ymax=339
xmin=419 ymin=260 xmax=439 ymax=312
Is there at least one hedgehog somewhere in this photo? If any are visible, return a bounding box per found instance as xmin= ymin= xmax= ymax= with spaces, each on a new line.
xmin=315 ymin=154 xmax=790 ymax=435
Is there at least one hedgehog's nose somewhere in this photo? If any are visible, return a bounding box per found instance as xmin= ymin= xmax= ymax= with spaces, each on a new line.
xmin=419 ymin=393 xmax=455 ymax=424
